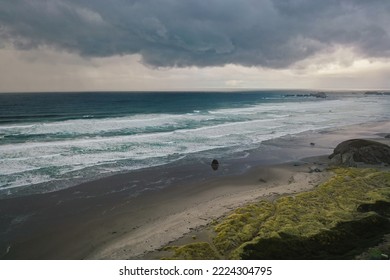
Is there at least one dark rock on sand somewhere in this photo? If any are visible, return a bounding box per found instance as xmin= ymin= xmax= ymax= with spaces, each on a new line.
xmin=211 ymin=159 xmax=219 ymax=171
xmin=329 ymin=139 xmax=390 ymax=166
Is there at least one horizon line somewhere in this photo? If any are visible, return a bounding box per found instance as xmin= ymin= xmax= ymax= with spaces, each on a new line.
xmin=1 ymin=88 xmax=389 ymax=94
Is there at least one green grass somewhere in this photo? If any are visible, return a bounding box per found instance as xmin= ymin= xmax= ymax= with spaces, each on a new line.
xmin=164 ymin=168 xmax=390 ymax=259
xmin=163 ymin=242 xmax=220 ymax=260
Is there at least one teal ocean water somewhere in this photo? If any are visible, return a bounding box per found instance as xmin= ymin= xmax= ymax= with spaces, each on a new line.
xmin=0 ymin=91 xmax=389 ymax=197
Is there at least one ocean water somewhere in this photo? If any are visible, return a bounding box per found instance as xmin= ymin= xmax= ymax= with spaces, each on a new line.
xmin=0 ymin=91 xmax=389 ymax=198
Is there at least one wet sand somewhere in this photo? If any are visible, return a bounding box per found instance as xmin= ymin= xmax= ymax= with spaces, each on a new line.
xmin=89 ymin=157 xmax=333 ymax=259
xmin=1 ymin=120 xmax=389 ymax=259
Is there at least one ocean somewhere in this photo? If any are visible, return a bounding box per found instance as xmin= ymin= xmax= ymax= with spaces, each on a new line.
xmin=1 ymin=91 xmax=389 ymax=198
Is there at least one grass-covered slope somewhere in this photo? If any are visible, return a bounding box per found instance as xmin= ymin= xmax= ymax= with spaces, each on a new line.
xmin=166 ymin=168 xmax=390 ymax=259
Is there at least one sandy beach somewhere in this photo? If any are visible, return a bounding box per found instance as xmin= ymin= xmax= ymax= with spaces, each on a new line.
xmin=1 ymin=120 xmax=389 ymax=260
xmin=88 ymin=157 xmax=332 ymax=259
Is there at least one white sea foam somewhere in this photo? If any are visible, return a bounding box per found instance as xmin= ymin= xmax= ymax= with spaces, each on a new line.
xmin=1 ymin=94 xmax=389 ymax=195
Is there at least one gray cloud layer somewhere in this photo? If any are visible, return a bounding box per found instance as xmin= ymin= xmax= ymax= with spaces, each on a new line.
xmin=1 ymin=0 xmax=389 ymax=68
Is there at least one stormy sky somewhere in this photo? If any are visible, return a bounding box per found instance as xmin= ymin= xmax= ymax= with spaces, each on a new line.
xmin=0 ymin=0 xmax=389 ymax=92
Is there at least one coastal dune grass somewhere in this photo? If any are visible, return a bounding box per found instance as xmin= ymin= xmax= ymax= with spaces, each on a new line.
xmin=165 ymin=168 xmax=390 ymax=259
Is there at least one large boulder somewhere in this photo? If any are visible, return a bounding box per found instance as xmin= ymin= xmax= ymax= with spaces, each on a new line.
xmin=329 ymin=139 xmax=390 ymax=167
xmin=211 ymin=159 xmax=219 ymax=171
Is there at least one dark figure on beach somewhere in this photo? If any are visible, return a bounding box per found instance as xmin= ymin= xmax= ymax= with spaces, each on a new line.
xmin=211 ymin=159 xmax=219 ymax=171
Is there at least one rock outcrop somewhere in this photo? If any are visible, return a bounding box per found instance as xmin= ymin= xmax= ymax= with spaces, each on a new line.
xmin=329 ymin=139 xmax=390 ymax=167
xmin=310 ymin=92 xmax=327 ymax=98
xmin=283 ymin=92 xmax=327 ymax=98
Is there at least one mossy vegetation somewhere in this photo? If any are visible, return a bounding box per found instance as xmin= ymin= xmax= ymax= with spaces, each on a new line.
xmin=163 ymin=242 xmax=220 ymax=260
xmin=164 ymin=168 xmax=390 ymax=259
xmin=241 ymin=214 xmax=390 ymax=259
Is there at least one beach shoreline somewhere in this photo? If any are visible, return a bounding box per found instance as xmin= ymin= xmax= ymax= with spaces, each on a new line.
xmin=1 ymin=120 xmax=389 ymax=260
xmin=93 ymin=155 xmax=334 ymax=260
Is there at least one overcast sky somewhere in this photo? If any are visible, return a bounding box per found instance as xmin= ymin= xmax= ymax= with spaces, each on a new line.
xmin=0 ymin=0 xmax=389 ymax=92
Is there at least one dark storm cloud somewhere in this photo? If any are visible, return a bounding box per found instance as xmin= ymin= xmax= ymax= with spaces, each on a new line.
xmin=0 ymin=0 xmax=389 ymax=68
